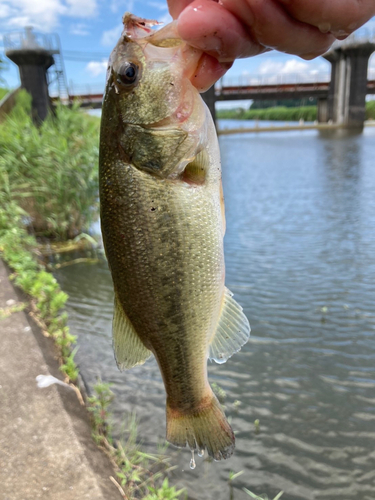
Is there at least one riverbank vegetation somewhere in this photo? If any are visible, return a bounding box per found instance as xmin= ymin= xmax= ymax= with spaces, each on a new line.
xmin=89 ymin=381 xmax=185 ymax=499
xmin=0 ymin=90 xmax=100 ymax=240
xmin=217 ymin=100 xmax=375 ymax=121
xmin=0 ymin=87 xmax=9 ymax=100
xmin=217 ymin=105 xmax=317 ymax=121
xmin=0 ymin=199 xmax=79 ymax=380
xmin=366 ymin=100 xmax=375 ymax=119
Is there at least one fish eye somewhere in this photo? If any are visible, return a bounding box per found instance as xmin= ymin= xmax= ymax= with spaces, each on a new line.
xmin=116 ymin=62 xmax=139 ymax=87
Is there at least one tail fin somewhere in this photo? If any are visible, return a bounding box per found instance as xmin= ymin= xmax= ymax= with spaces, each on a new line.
xmin=166 ymin=394 xmax=235 ymax=460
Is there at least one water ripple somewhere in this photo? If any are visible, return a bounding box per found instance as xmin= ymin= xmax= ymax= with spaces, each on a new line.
xmin=55 ymin=126 xmax=375 ymax=500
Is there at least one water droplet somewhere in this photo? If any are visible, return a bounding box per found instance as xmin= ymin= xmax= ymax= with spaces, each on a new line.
xmin=190 ymin=450 xmax=196 ymax=469
xmin=198 ymin=449 xmax=204 ymax=457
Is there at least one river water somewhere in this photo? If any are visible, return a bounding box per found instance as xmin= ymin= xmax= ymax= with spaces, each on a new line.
xmin=55 ymin=121 xmax=375 ymax=500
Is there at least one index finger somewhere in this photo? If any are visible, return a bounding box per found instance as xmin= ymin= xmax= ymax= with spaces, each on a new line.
xmin=277 ymin=0 xmax=375 ymax=36
xmin=167 ymin=0 xmax=194 ymax=19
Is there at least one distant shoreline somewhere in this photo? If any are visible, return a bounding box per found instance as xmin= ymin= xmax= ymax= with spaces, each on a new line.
xmin=217 ymin=101 xmax=375 ymax=122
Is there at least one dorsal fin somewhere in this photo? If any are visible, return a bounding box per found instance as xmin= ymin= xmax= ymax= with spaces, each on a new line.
xmin=208 ymin=287 xmax=250 ymax=364
xmin=113 ymin=294 xmax=152 ymax=370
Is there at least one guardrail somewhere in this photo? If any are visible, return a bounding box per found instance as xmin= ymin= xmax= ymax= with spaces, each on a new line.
xmin=4 ymin=27 xmax=60 ymax=54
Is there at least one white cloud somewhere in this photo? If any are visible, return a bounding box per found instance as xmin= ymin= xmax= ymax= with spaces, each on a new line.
xmin=7 ymin=16 xmax=30 ymax=29
xmin=66 ymin=0 xmax=97 ymax=17
xmin=109 ymin=0 xmax=134 ymax=14
xmin=70 ymin=23 xmax=89 ymax=36
xmin=86 ymin=59 xmax=108 ymax=77
xmin=249 ymin=58 xmax=330 ymax=84
xmin=0 ymin=0 xmax=98 ymax=32
xmin=101 ymin=23 xmax=123 ymax=46
xmin=3 ymin=0 xmax=66 ymax=31
xmin=0 ymin=4 xmax=12 ymax=18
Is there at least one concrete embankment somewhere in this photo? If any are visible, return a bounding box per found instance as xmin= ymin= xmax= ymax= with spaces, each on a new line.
xmin=0 ymin=259 xmax=122 ymax=500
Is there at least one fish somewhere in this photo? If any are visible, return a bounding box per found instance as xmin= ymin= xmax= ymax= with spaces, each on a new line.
xmin=99 ymin=13 xmax=250 ymax=461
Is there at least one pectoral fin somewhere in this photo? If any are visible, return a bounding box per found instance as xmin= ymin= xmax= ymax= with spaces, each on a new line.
xmin=113 ymin=294 xmax=152 ymax=370
xmin=208 ymin=287 xmax=250 ymax=364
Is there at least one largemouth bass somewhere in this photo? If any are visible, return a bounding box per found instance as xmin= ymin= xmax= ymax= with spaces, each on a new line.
xmin=99 ymin=13 xmax=250 ymax=461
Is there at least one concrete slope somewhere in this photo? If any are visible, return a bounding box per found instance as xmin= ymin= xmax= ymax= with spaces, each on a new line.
xmin=0 ymin=259 xmax=122 ymax=500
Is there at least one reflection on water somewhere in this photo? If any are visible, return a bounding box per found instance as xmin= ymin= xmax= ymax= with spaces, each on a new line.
xmin=55 ymin=122 xmax=375 ymax=500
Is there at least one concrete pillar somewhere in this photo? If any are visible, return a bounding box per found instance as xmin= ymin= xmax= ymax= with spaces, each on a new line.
xmin=201 ymin=85 xmax=216 ymax=126
xmin=346 ymin=45 xmax=374 ymax=127
xmin=324 ymin=42 xmax=375 ymax=129
xmin=317 ymin=98 xmax=329 ymax=122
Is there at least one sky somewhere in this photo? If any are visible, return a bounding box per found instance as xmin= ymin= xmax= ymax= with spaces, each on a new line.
xmin=0 ymin=0 xmax=374 ymax=107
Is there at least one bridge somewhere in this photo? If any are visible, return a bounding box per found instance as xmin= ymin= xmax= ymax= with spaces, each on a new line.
xmin=62 ymin=30 xmax=375 ymax=130
xmin=53 ymin=80 xmax=331 ymax=108
xmin=7 ymin=25 xmax=375 ymax=129
xmin=60 ymin=77 xmax=375 ymax=106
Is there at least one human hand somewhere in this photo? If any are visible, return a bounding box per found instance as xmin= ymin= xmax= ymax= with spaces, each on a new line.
xmin=168 ymin=0 xmax=375 ymax=91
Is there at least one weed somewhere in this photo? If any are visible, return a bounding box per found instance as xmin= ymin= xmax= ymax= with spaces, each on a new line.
xmin=60 ymin=346 xmax=79 ymax=382
xmin=254 ymin=419 xmax=260 ymax=434
xmin=0 ymin=90 xmax=100 ymax=240
xmin=88 ymin=382 xmax=185 ymax=500
xmin=243 ymin=488 xmax=284 ymax=500
xmin=218 ymin=101 xmax=375 ymax=122
xmin=88 ymin=380 xmax=114 ymax=444
xmin=0 ymin=301 xmax=25 ymax=319
xmin=228 ymin=470 xmax=244 ymax=500
xmin=144 ymin=478 xmax=186 ymax=499
xmin=212 ymin=382 xmax=227 ymax=404
xmin=0 ymin=200 xmax=79 ymax=382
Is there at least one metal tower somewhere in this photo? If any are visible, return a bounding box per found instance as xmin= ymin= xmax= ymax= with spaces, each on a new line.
xmin=4 ymin=27 xmax=69 ymax=122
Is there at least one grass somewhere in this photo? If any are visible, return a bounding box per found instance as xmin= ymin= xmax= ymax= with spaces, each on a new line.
xmin=0 ymin=200 xmax=79 ymax=381
xmin=244 ymin=488 xmax=284 ymax=500
xmin=366 ymin=100 xmax=375 ymax=120
xmin=0 ymin=87 xmax=9 ymax=100
xmin=217 ymin=106 xmax=317 ymax=122
xmin=0 ymin=89 xmax=100 ymax=240
xmin=88 ymin=380 xmax=186 ymax=500
xmin=218 ymin=101 xmax=375 ymax=122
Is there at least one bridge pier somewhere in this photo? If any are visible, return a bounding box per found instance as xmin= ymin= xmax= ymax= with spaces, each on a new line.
xmin=317 ymin=97 xmax=329 ymax=123
xmin=324 ymin=41 xmax=375 ymax=129
xmin=201 ymin=85 xmax=216 ymax=125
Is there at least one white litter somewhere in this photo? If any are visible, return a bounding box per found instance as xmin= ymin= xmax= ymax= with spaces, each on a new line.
xmin=36 ymin=374 xmax=73 ymax=390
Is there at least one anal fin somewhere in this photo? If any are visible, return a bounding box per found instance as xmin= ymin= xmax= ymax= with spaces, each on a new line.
xmin=208 ymin=287 xmax=250 ymax=364
xmin=113 ymin=294 xmax=152 ymax=370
